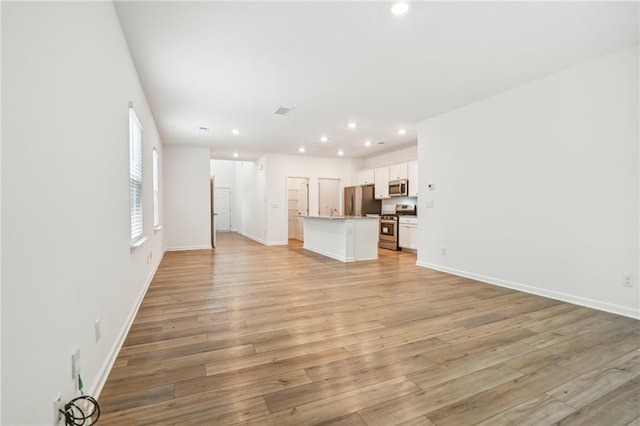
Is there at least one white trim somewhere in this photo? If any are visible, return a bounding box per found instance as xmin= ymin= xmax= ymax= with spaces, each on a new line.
xmin=416 ymin=261 xmax=640 ymax=320
xmin=236 ymin=230 xmax=267 ymax=245
xmin=165 ymin=245 xmax=212 ymax=251
xmin=129 ymin=235 xmax=148 ymax=251
xmin=90 ymin=250 xmax=165 ymax=398
xmin=237 ymin=231 xmax=267 ymax=245
xmin=303 ymin=244 xmax=354 ymax=263
xmin=236 ymin=230 xmax=287 ymax=246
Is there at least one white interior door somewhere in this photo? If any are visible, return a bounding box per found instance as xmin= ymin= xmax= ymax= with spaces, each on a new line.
xmin=288 ymin=177 xmax=309 ymax=242
xmin=318 ymin=178 xmax=341 ymax=216
xmin=296 ymin=180 xmax=309 ymax=240
xmin=210 ymin=178 xmax=216 ymax=248
xmin=214 ymin=187 xmax=231 ymax=231
xmin=288 ymin=187 xmax=298 ymax=239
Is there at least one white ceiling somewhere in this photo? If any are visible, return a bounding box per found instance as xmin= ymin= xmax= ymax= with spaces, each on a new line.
xmin=114 ymin=1 xmax=639 ymax=161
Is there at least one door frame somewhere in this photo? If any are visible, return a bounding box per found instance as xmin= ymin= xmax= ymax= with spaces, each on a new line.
xmin=286 ymin=176 xmax=310 ymax=243
xmin=210 ymin=177 xmax=216 ymax=248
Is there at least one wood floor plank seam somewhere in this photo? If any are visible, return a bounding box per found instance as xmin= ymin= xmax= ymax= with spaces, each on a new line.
xmin=98 ymin=233 xmax=640 ymax=425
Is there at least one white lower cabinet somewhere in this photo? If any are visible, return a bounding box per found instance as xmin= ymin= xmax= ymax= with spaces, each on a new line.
xmin=399 ymin=217 xmax=418 ymax=250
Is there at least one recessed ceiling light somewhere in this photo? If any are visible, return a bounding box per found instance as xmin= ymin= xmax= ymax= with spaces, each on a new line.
xmin=337 ymin=150 xmax=344 ymax=156
xmin=233 ymin=152 xmax=239 ymax=158
xmin=320 ymin=136 xmax=328 ymax=142
xmin=398 ymin=128 xmax=407 ymax=135
xmin=391 ymin=2 xmax=409 ymax=16
xmin=298 ymin=147 xmax=306 ymax=153
xmin=348 ymin=122 xmax=357 ymax=129
xmin=231 ymin=129 xmax=240 ymax=135
xmin=364 ymin=140 xmax=372 ymax=147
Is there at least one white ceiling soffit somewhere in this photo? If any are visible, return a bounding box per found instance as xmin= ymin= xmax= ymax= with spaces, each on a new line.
xmin=114 ymin=1 xmax=639 ymax=161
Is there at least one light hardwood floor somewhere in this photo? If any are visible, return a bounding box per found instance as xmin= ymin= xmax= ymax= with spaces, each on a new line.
xmin=99 ymin=232 xmax=640 ymax=425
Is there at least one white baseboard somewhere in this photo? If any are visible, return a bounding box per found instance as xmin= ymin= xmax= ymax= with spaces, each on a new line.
xmin=303 ymin=244 xmax=353 ymax=262
xmin=165 ymin=244 xmax=212 ymax=251
xmin=416 ymin=261 xmax=640 ymax=320
xmin=237 ymin=230 xmax=268 ymax=245
xmin=90 ymin=250 xmax=165 ymax=398
xmin=236 ymin=230 xmax=287 ymax=246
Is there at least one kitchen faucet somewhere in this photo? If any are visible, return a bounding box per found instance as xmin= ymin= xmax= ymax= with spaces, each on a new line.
xmin=330 ymin=208 xmax=338 ymax=217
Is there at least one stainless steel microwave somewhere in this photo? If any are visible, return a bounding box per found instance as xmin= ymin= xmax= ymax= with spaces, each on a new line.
xmin=389 ymin=179 xmax=408 ymax=197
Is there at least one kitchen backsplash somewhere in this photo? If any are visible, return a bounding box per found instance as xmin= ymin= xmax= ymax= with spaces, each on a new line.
xmin=381 ymin=197 xmax=417 ymax=214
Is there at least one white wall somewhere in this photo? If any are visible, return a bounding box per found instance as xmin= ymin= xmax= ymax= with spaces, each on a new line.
xmin=234 ymin=158 xmax=268 ymax=243
xmin=364 ymin=145 xmax=417 ymax=169
xmin=417 ymin=45 xmax=639 ymax=319
xmin=264 ymin=154 xmax=363 ymax=244
xmin=0 ymin=1 xmax=3 ymax=418
xmin=164 ymin=146 xmax=212 ymax=250
xmin=210 ymin=159 xmax=236 ymax=188
xmin=2 ymin=2 xmax=165 ymax=424
xmin=211 ymin=159 xmax=237 ymax=231
xmin=224 ymin=154 xmax=362 ymax=245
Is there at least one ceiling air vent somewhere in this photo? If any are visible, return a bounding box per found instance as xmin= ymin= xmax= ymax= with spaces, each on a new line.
xmin=274 ymin=106 xmax=294 ymax=116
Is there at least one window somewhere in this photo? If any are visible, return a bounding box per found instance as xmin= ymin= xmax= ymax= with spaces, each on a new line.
xmin=152 ymin=148 xmax=160 ymax=229
xmin=129 ymin=107 xmax=144 ymax=244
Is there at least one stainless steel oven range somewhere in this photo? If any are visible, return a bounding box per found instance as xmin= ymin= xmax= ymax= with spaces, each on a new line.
xmin=379 ymin=214 xmax=399 ymax=250
xmin=379 ymin=204 xmax=417 ymax=251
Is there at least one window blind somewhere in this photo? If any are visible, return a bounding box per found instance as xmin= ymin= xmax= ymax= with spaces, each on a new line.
xmin=152 ymin=148 xmax=160 ymax=228
xmin=129 ymin=107 xmax=143 ymax=243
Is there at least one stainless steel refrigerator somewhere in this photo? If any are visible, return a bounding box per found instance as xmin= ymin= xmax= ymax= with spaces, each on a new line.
xmin=344 ymin=185 xmax=381 ymax=216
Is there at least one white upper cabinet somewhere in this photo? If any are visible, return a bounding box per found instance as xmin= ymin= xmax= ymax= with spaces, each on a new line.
xmin=389 ymin=163 xmax=408 ymax=181
xmin=408 ymin=161 xmax=418 ymax=197
xmin=374 ymin=167 xmax=390 ymax=199
xmin=357 ymin=169 xmax=375 ymax=186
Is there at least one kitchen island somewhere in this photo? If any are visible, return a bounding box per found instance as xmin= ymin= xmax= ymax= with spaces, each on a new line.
xmin=303 ymin=216 xmax=379 ymax=262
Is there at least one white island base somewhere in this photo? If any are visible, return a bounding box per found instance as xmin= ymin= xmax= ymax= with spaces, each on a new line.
xmin=303 ymin=216 xmax=379 ymax=262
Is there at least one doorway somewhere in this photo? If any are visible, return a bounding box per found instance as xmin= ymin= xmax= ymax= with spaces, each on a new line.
xmin=210 ymin=178 xmax=216 ymax=248
xmin=318 ymin=178 xmax=341 ymax=216
xmin=214 ymin=187 xmax=232 ymax=232
xmin=287 ymin=177 xmax=309 ymax=241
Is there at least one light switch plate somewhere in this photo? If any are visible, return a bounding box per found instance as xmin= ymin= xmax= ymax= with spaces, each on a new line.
xmin=426 ymin=200 xmax=434 ymax=208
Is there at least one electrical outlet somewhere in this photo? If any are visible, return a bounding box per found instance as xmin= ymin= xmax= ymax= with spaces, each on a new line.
xmin=441 ymin=247 xmax=447 ymax=255
xmin=71 ymin=348 xmax=81 ymax=379
xmin=53 ymin=393 xmax=64 ymax=425
xmin=622 ymin=274 xmax=634 ymax=288
xmin=149 ymin=251 xmax=153 ymax=260
xmin=426 ymin=200 xmax=434 ymax=208
xmin=95 ymin=319 xmax=101 ymax=342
